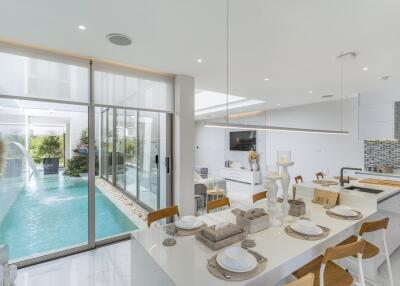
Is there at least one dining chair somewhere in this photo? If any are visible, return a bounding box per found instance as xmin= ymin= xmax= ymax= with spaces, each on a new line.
xmin=295 ymin=175 xmax=304 ymax=184
xmin=285 ymin=273 xmax=314 ymax=286
xmin=147 ymin=205 xmax=180 ymax=227
xmin=337 ymin=217 xmax=393 ymax=286
xmin=316 ymin=172 xmax=324 ymax=180
xmin=252 ymin=191 xmax=267 ymax=203
xmin=206 ymin=197 xmax=230 ymax=213
xmin=292 ymin=240 xmax=366 ymax=286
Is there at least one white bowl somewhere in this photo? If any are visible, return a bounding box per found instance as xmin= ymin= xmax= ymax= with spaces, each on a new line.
xmin=175 ymin=216 xmax=202 ymax=229
xmin=291 ymin=221 xmax=323 ymax=236
xmin=331 ymin=205 xmax=357 ymax=217
xmin=217 ymin=247 xmax=257 ymax=272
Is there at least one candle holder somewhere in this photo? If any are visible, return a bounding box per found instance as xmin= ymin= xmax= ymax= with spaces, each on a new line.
xmin=266 ymin=165 xmax=282 ymax=227
xmin=277 ymin=151 xmax=294 ymax=222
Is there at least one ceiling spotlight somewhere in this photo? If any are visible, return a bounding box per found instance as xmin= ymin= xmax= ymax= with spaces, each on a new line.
xmin=309 ymin=90 xmax=313 ymax=94
xmin=381 ymin=75 xmax=390 ymax=80
xmin=197 ymin=59 xmax=203 ymax=63
xmin=264 ymin=78 xmax=269 ymax=81
xmin=277 ymin=103 xmax=281 ymax=106
xmin=362 ymin=67 xmax=369 ymax=71
xmin=78 ymin=25 xmax=86 ymax=30
xmin=336 ymin=52 xmax=357 ymax=62
xmin=106 ymin=33 xmax=132 ymax=46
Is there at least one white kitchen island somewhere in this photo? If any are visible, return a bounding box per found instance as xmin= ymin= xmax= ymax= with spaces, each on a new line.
xmin=131 ymin=193 xmax=377 ymax=286
xmin=296 ymin=179 xmax=400 ymax=281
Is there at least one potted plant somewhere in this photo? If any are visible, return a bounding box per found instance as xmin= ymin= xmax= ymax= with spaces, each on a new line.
xmin=37 ymin=136 xmax=62 ymax=175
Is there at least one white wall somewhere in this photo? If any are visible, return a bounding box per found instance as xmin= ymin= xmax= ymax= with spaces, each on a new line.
xmin=195 ymin=98 xmax=364 ymax=184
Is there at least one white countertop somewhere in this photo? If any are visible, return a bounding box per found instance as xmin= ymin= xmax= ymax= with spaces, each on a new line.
xmin=296 ymin=179 xmax=400 ymax=203
xmin=132 ymin=198 xmax=376 ymax=286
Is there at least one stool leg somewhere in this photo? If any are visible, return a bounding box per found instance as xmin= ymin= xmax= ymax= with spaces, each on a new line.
xmin=357 ymin=253 xmax=366 ymax=286
xmin=383 ymin=230 xmax=394 ymax=286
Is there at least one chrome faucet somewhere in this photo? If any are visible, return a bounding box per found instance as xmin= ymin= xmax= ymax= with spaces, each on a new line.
xmin=340 ymin=167 xmax=362 ymax=186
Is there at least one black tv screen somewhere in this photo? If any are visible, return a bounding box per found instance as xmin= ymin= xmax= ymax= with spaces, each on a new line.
xmin=229 ymin=131 xmax=256 ymax=151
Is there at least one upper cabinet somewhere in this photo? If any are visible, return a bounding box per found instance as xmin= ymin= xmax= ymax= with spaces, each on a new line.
xmin=358 ymin=89 xmax=400 ymax=140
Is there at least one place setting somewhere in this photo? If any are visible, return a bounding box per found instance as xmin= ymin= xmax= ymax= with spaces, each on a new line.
xmin=207 ymin=246 xmax=267 ymax=281
xmin=326 ymin=205 xmax=363 ymax=220
xmin=172 ymin=215 xmax=206 ymax=236
xmin=284 ymin=219 xmax=330 ymax=240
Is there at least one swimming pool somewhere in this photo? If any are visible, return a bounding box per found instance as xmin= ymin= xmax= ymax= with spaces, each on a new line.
xmin=0 ymin=175 xmax=138 ymax=261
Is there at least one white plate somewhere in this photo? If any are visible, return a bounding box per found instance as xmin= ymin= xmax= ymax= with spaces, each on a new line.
xmin=216 ymin=253 xmax=257 ymax=273
xmin=290 ymin=222 xmax=323 ymax=236
xmin=175 ymin=218 xmax=203 ymax=230
xmin=330 ymin=206 xmax=357 ymax=217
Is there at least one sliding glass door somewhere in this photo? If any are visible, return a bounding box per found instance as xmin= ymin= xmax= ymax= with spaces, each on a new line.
xmin=125 ymin=110 xmax=138 ymax=197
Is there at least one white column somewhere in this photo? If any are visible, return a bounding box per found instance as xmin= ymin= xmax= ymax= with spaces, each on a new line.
xmin=173 ymin=75 xmax=195 ymax=215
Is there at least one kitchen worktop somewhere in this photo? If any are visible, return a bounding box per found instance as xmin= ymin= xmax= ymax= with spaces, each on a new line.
xmin=296 ymin=179 xmax=400 ymax=203
xmin=356 ymin=171 xmax=400 ymax=179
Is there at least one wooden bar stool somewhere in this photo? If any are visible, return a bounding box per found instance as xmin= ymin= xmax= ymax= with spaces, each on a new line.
xmin=295 ymin=175 xmax=304 ymax=184
xmin=293 ymin=240 xmax=366 ymax=286
xmin=316 ymin=172 xmax=324 ymax=180
xmin=206 ymin=188 xmax=225 ymax=206
xmin=206 ymin=197 xmax=230 ymax=213
xmin=253 ymin=191 xmax=267 ymax=203
xmin=337 ymin=217 xmax=393 ymax=286
xmin=286 ymin=273 xmax=315 ymax=286
xmin=147 ymin=205 xmax=180 ymax=227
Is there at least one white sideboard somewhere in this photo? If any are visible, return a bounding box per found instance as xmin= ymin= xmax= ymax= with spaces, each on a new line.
xmin=220 ymin=168 xmax=261 ymax=185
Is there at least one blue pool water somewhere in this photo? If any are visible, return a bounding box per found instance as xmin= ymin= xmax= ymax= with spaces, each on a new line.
xmin=0 ymin=175 xmax=138 ymax=261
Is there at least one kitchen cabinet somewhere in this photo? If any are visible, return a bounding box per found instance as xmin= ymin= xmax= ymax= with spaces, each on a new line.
xmin=358 ymin=89 xmax=399 ymax=140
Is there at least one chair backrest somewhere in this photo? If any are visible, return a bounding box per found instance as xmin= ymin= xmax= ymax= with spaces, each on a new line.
xmin=322 ymin=240 xmax=366 ymax=264
xmin=252 ymin=191 xmax=267 ymax=203
xmin=359 ymin=217 xmax=389 ymax=235
xmin=207 ymin=197 xmax=230 ymax=213
xmin=295 ymin=175 xmax=303 ymax=184
xmin=147 ymin=205 xmax=180 ymax=227
xmin=285 ymin=273 xmax=315 ymax=286
xmin=316 ymin=172 xmax=324 ymax=180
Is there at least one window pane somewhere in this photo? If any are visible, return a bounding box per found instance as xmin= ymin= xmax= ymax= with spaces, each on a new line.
xmin=107 ymin=109 xmax=113 ymax=182
xmin=138 ymin=111 xmax=160 ymax=209
xmin=0 ymin=100 xmax=88 ymax=262
xmin=126 ymin=110 xmax=137 ymax=197
xmin=0 ymin=50 xmax=89 ymax=103
xmin=116 ymin=109 xmax=125 ymax=189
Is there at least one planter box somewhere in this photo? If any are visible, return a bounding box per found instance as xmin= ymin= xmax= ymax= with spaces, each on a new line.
xmin=43 ymin=158 xmax=59 ymax=175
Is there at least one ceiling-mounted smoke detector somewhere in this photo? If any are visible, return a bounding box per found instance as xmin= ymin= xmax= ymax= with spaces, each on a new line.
xmin=336 ymin=52 xmax=357 ymax=62
xmin=106 ymin=33 xmax=132 ymax=46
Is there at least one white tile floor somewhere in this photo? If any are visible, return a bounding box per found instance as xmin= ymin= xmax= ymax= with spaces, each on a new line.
xmin=15 ymin=239 xmax=400 ymax=286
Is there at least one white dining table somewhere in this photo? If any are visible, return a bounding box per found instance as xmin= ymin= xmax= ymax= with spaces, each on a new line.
xmin=131 ymin=196 xmax=376 ymax=286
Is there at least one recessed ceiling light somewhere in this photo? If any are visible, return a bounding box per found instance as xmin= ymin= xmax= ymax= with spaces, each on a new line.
xmin=106 ymin=33 xmax=132 ymax=46
xmin=322 ymin=94 xmax=334 ymax=98
xmin=264 ymin=78 xmax=269 ymax=81
xmin=78 ymin=25 xmax=86 ymax=30
xmin=197 ymin=59 xmax=203 ymax=63
xmin=381 ymin=75 xmax=390 ymax=80
xmin=363 ymin=67 xmax=369 ymax=71
xmin=277 ymin=103 xmax=281 ymax=106
xmin=309 ymin=90 xmax=313 ymax=94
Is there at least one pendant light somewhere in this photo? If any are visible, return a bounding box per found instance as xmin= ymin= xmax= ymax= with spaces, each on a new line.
xmin=205 ymin=2 xmax=349 ymax=135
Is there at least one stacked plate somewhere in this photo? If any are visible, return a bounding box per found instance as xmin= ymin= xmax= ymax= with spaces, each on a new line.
xmin=329 ymin=205 xmax=358 ymax=217
xmin=216 ymin=247 xmax=258 ymax=272
xmin=289 ymin=220 xmax=323 ymax=236
xmin=175 ymin=216 xmax=203 ymax=230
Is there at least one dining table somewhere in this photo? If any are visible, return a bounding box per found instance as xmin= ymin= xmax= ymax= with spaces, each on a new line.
xmin=130 ymin=190 xmax=377 ymax=286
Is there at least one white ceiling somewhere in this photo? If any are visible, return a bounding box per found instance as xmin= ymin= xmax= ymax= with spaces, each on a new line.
xmin=1 ymin=0 xmax=400 ymax=113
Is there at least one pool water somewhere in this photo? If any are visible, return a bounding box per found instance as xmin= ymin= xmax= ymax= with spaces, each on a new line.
xmin=0 ymin=175 xmax=138 ymax=261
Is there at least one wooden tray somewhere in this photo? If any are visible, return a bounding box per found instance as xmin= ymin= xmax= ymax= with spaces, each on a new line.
xmin=195 ymin=228 xmax=247 ymax=250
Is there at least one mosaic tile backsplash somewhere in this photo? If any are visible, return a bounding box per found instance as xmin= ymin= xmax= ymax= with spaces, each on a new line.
xmin=364 ymin=140 xmax=400 ymax=169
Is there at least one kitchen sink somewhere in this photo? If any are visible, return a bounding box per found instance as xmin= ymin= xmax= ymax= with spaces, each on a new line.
xmin=344 ymin=186 xmax=383 ymax=194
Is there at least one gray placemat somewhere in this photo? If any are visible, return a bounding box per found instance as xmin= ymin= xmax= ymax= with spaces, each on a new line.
xmin=207 ymin=252 xmax=267 ymax=281
xmin=284 ymin=225 xmax=330 ymax=241
xmin=326 ymin=210 xmax=363 ymax=220
xmin=174 ymin=223 xmax=207 ymax=237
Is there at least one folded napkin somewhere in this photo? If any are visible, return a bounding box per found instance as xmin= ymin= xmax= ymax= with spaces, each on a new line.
xmin=202 ymin=223 xmax=241 ymax=242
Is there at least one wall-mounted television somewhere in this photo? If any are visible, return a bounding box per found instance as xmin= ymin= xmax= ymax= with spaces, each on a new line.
xmin=229 ymin=131 xmax=256 ymax=151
